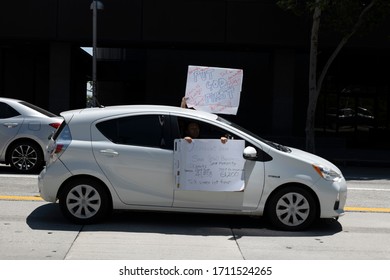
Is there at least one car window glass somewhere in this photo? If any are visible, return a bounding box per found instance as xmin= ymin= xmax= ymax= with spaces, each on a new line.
xmin=19 ymin=101 xmax=58 ymax=117
xmin=96 ymin=114 xmax=171 ymax=149
xmin=52 ymin=121 xmax=67 ymax=140
xmin=177 ymin=117 xmax=240 ymax=140
xmin=0 ymin=102 xmax=21 ymax=118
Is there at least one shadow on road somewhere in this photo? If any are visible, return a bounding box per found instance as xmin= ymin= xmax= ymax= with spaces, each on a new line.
xmin=0 ymin=165 xmax=16 ymax=174
xmin=0 ymin=164 xmax=42 ymax=175
xmin=27 ymin=203 xmax=343 ymax=237
xmin=26 ymin=203 xmax=81 ymax=231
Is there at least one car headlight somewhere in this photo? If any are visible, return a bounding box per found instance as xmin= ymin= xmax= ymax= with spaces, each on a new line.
xmin=312 ymin=164 xmax=342 ymax=181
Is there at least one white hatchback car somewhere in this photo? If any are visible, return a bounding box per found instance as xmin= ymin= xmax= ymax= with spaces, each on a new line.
xmin=0 ymin=97 xmax=62 ymax=173
xmin=39 ymin=105 xmax=347 ymax=230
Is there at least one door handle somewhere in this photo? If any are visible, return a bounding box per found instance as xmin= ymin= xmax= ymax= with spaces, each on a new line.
xmin=99 ymin=149 xmax=119 ymax=156
xmin=3 ymin=122 xmax=19 ymax=128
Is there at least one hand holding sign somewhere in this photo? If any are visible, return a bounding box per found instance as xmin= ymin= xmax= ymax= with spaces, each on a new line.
xmin=184 ymin=66 xmax=243 ymax=115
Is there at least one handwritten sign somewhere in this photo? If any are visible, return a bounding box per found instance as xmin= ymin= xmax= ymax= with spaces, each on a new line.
xmin=184 ymin=65 xmax=243 ymax=115
xmin=174 ymin=139 xmax=245 ymax=191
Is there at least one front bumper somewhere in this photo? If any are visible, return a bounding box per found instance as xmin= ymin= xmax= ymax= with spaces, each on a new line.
xmin=318 ymin=176 xmax=348 ymax=218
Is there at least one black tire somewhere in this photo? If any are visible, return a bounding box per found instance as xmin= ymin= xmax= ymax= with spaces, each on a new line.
xmin=266 ymin=186 xmax=317 ymax=231
xmin=59 ymin=178 xmax=111 ymax=224
xmin=8 ymin=141 xmax=44 ymax=174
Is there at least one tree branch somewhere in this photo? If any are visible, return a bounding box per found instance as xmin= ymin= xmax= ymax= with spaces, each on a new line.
xmin=317 ymin=0 xmax=379 ymax=92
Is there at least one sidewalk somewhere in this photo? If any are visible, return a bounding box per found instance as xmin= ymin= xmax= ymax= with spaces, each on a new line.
xmin=338 ymin=165 xmax=390 ymax=180
xmin=315 ymin=146 xmax=390 ymax=180
xmin=310 ymin=147 xmax=390 ymax=180
xmin=268 ymin=135 xmax=390 ymax=172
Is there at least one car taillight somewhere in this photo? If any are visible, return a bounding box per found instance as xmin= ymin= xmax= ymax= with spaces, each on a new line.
xmin=49 ymin=122 xmax=62 ymax=129
xmin=53 ymin=140 xmax=71 ymax=156
xmin=49 ymin=141 xmax=70 ymax=164
xmin=47 ymin=123 xmax=71 ymax=163
xmin=54 ymin=144 xmax=65 ymax=154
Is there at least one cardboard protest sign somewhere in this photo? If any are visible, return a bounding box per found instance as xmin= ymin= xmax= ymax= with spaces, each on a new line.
xmin=184 ymin=65 xmax=243 ymax=115
xmin=174 ymin=139 xmax=245 ymax=192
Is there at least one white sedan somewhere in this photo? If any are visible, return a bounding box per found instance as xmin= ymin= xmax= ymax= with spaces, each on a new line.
xmin=39 ymin=105 xmax=347 ymax=230
xmin=0 ymin=97 xmax=62 ymax=173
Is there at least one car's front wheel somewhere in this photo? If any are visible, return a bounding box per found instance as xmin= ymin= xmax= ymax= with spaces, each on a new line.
xmin=59 ymin=178 xmax=111 ymax=224
xmin=266 ymin=186 xmax=317 ymax=231
xmin=8 ymin=141 xmax=43 ymax=174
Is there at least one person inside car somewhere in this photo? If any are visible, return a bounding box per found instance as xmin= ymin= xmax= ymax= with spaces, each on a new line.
xmin=184 ymin=122 xmax=228 ymax=144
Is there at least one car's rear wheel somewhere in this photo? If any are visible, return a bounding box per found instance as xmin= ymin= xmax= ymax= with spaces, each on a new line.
xmin=266 ymin=186 xmax=317 ymax=231
xmin=59 ymin=178 xmax=111 ymax=224
xmin=8 ymin=141 xmax=43 ymax=174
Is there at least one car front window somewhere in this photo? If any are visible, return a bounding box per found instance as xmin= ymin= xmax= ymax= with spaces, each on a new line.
xmin=216 ymin=116 xmax=291 ymax=153
xmin=216 ymin=116 xmax=264 ymax=141
xmin=177 ymin=116 xmax=241 ymax=141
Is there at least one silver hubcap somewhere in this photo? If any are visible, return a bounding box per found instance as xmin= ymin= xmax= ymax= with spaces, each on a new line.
xmin=276 ymin=192 xmax=310 ymax=227
xmin=11 ymin=145 xmax=38 ymax=171
xmin=66 ymin=184 xmax=101 ymax=219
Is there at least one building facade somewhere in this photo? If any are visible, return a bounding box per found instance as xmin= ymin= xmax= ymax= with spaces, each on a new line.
xmin=1 ymin=0 xmax=390 ymax=161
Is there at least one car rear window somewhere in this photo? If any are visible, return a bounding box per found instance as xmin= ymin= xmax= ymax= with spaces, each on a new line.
xmin=52 ymin=121 xmax=68 ymax=140
xmin=0 ymin=102 xmax=20 ymax=118
xmin=96 ymin=115 xmax=171 ymax=149
xmin=20 ymin=101 xmax=58 ymax=117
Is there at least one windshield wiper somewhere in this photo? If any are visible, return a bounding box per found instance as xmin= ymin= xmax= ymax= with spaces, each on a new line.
xmin=265 ymin=140 xmax=291 ymax=153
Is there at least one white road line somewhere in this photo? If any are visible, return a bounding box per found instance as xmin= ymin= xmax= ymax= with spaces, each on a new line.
xmin=0 ymin=174 xmax=37 ymax=178
xmin=348 ymin=187 xmax=390 ymax=191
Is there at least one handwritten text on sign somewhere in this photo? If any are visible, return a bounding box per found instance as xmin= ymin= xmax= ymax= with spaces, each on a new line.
xmin=184 ymin=66 xmax=243 ymax=115
xmin=174 ymin=139 xmax=245 ymax=191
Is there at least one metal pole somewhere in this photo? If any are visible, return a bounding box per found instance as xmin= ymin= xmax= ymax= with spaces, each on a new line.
xmin=92 ymin=0 xmax=98 ymax=106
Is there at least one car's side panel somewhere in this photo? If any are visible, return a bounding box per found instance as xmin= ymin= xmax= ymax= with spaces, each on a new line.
xmin=0 ymin=116 xmax=24 ymax=160
xmin=92 ymin=141 xmax=175 ymax=207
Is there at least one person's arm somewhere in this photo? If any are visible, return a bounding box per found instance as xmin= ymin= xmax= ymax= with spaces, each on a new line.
xmin=185 ymin=136 xmax=225 ymax=143
xmin=180 ymin=97 xmax=188 ymax=108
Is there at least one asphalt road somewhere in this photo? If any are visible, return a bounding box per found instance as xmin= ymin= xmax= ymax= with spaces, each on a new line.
xmin=0 ymin=164 xmax=390 ymax=260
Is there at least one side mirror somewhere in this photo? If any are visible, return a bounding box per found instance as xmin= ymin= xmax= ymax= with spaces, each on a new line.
xmin=243 ymin=146 xmax=257 ymax=159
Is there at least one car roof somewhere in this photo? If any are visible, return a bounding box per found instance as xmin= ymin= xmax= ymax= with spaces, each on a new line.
xmin=0 ymin=97 xmax=58 ymax=118
xmin=0 ymin=97 xmax=24 ymax=105
xmin=60 ymin=105 xmax=220 ymax=123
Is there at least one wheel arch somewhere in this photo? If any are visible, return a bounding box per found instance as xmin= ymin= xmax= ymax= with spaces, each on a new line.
xmin=57 ymin=174 xmax=113 ymax=211
xmin=5 ymin=137 xmax=44 ymax=164
xmin=264 ymin=182 xmax=321 ymax=219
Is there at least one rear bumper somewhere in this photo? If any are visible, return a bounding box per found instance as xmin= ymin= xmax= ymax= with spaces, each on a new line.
xmin=38 ymin=160 xmax=70 ymax=202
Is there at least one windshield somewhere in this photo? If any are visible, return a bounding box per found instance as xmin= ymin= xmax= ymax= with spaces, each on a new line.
xmin=217 ymin=116 xmax=291 ymax=153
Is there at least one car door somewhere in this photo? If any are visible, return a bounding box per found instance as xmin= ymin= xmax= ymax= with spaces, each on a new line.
xmin=91 ymin=113 xmax=175 ymax=207
xmin=172 ymin=117 xmax=266 ymax=211
xmin=0 ymin=102 xmax=24 ymax=157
